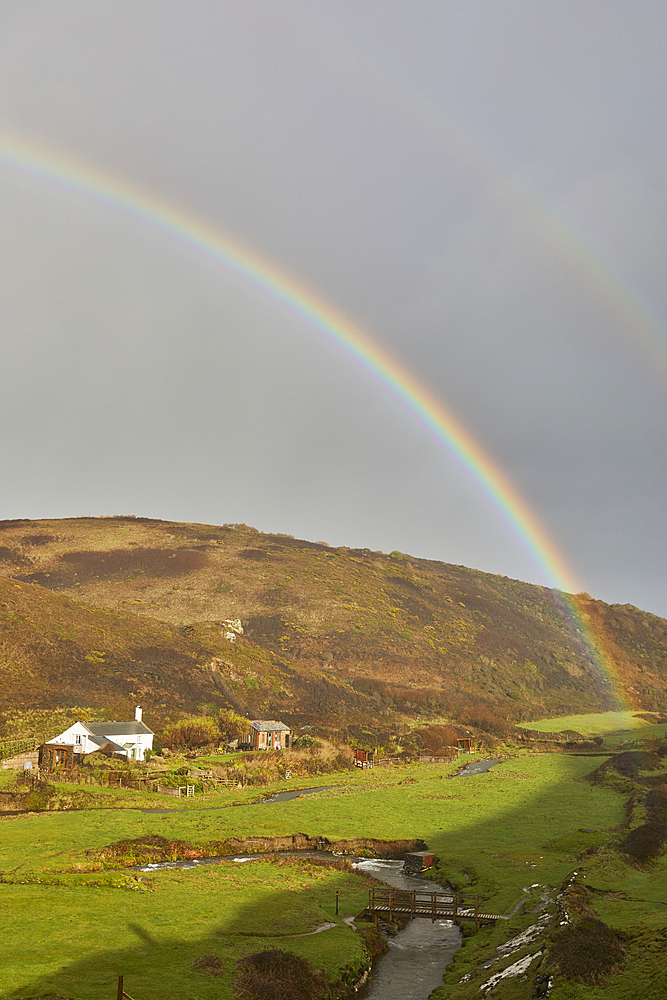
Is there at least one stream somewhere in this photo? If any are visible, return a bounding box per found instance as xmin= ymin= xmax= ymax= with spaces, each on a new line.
xmin=353 ymin=859 xmax=461 ymax=1000
xmin=137 ymin=852 xmax=462 ymax=998
xmin=136 ymin=758 xmax=501 ymax=997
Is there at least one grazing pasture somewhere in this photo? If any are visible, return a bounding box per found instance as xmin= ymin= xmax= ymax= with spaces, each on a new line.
xmin=1 ymin=751 xmax=630 ymax=999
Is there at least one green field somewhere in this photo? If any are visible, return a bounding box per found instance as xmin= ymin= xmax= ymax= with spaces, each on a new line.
xmin=1 ymin=860 xmax=371 ymax=1000
xmin=519 ymin=711 xmax=663 ymax=735
xmin=1 ymin=748 xmax=643 ymax=1000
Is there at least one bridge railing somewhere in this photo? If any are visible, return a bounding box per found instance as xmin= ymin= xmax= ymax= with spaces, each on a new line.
xmin=368 ymin=887 xmax=483 ymax=922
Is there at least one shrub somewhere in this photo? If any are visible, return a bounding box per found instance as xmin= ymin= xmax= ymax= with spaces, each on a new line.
xmin=161 ymin=716 xmax=220 ymax=750
xmin=546 ymin=918 xmax=626 ymax=985
xmin=234 ymin=949 xmax=330 ymax=1000
xmin=413 ymin=724 xmax=460 ymax=754
xmin=461 ymin=704 xmax=509 ymax=737
xmin=218 ymin=709 xmax=249 ymax=743
xmin=358 ymin=923 xmax=387 ymax=958
xmin=292 ymin=734 xmax=318 ymax=748
xmin=618 ymin=822 xmax=665 ymax=864
xmin=601 ymin=751 xmax=662 ymax=780
xmin=645 ymin=788 xmax=667 ymax=824
xmin=193 ymin=954 xmax=224 ymax=975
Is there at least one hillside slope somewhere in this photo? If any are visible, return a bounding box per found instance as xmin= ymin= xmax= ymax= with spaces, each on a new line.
xmin=1 ymin=516 xmax=666 ymax=736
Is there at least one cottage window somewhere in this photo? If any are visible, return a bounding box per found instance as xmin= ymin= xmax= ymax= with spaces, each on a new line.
xmin=54 ymin=748 xmax=67 ymax=766
xmin=75 ymin=734 xmax=83 ymax=745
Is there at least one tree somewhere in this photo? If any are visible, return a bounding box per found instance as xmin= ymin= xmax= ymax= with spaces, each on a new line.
xmin=217 ymin=709 xmax=248 ymax=744
xmin=160 ymin=716 xmax=220 ymax=750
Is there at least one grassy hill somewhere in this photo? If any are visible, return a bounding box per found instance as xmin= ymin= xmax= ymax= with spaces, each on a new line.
xmin=1 ymin=515 xmax=666 ymax=739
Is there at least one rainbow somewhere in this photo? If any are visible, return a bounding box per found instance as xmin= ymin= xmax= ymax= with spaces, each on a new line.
xmin=297 ymin=17 xmax=667 ymax=378
xmin=0 ymin=131 xmax=630 ymax=707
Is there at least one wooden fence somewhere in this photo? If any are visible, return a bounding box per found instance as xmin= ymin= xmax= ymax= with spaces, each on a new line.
xmin=0 ymin=736 xmax=41 ymax=761
xmin=155 ymin=783 xmax=196 ymax=798
xmin=375 ymin=755 xmax=454 ymax=766
xmin=117 ymin=975 xmax=136 ymax=1000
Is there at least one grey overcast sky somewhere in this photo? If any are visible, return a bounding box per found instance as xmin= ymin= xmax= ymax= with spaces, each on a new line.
xmin=1 ymin=1 xmax=666 ymax=615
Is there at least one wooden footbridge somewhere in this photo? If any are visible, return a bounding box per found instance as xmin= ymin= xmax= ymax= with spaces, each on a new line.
xmin=366 ymin=887 xmax=501 ymax=929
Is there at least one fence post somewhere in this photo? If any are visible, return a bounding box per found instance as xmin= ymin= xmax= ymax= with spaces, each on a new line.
xmin=336 ymin=891 xmax=339 ymax=915
xmin=117 ymin=975 xmax=124 ymax=1000
xmin=452 ymin=893 xmax=458 ymax=923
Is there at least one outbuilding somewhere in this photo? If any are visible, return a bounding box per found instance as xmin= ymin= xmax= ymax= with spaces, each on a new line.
xmin=353 ymin=748 xmax=374 ymax=768
xmin=243 ymin=720 xmax=291 ymax=751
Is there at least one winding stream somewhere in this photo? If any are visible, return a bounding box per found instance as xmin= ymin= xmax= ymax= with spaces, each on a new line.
xmin=353 ymin=859 xmax=461 ymax=1000
xmin=136 ymin=758 xmax=501 ymax=997
xmin=137 ymin=852 xmax=462 ymax=997
xmin=352 ymin=758 xmax=501 ymax=997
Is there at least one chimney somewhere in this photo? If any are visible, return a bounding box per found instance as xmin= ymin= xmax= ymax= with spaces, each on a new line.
xmin=135 ymin=705 xmax=142 ymax=723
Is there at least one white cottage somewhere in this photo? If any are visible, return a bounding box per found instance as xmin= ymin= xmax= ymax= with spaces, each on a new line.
xmin=45 ymin=706 xmax=154 ymax=761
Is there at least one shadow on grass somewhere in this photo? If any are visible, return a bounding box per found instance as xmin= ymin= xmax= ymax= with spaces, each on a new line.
xmin=8 ymin=755 xmax=630 ymax=1000
xmin=8 ymin=861 xmax=368 ymax=1000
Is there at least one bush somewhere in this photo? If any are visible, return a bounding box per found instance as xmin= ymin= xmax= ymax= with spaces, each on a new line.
xmin=618 ymin=822 xmax=665 ymax=864
xmin=234 ymin=949 xmax=330 ymax=1000
xmin=597 ymin=751 xmax=663 ymax=780
xmin=461 ymin=704 xmax=509 ymax=737
xmin=546 ymin=918 xmax=626 ymax=985
xmin=292 ymin=734 xmax=318 ymax=748
xmin=358 ymin=924 xmax=387 ymax=958
xmin=412 ymin=724 xmax=460 ymax=754
xmin=161 ymin=716 xmax=220 ymax=750
xmin=645 ymin=788 xmax=667 ymax=823
xmin=193 ymin=953 xmax=224 ymax=975
xmin=218 ymin=709 xmax=248 ymax=744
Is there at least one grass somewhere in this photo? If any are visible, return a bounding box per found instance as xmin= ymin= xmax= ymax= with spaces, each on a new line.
xmin=1 ymin=860 xmax=370 ymax=1000
xmin=604 ymin=723 xmax=667 ymax=747
xmin=518 ymin=711 xmax=661 ymax=735
xmin=4 ymin=735 xmax=667 ymax=998
xmin=0 ymin=751 xmax=628 ymax=998
xmin=195 ymin=751 xmax=245 ymax=765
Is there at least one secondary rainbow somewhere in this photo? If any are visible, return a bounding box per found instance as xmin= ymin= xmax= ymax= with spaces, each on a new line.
xmin=301 ymin=20 xmax=667 ymax=378
xmin=0 ymin=131 xmax=629 ymax=707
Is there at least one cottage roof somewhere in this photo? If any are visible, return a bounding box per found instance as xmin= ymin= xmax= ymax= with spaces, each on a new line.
xmin=87 ymin=736 xmax=127 ymax=754
xmin=85 ymin=720 xmax=153 ymax=737
xmin=249 ymin=720 xmax=290 ymax=733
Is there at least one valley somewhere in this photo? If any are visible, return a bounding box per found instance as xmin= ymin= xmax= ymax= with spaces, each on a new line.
xmin=3 ymin=719 xmax=667 ymax=999
xmin=2 ymin=518 xmax=667 ymax=998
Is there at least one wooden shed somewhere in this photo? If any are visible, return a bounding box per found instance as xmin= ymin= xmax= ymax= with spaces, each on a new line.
xmin=39 ymin=743 xmax=75 ymax=769
xmin=353 ymin=748 xmax=374 ymax=769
